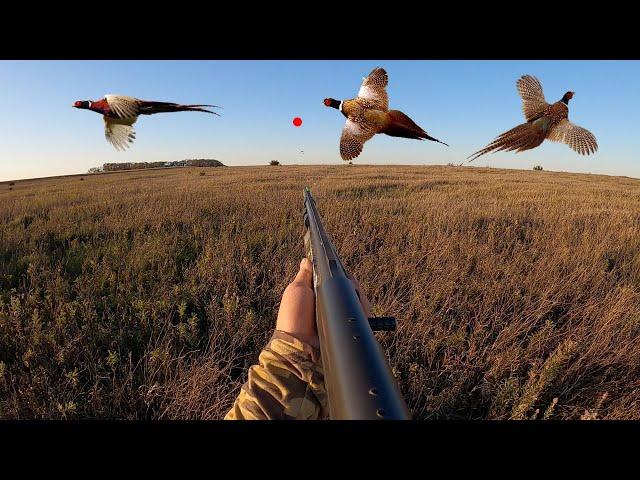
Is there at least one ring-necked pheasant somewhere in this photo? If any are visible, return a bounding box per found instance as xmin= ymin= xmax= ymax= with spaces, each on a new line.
xmin=466 ymin=75 xmax=597 ymax=163
xmin=323 ymin=67 xmax=448 ymax=161
xmin=73 ymin=95 xmax=221 ymax=151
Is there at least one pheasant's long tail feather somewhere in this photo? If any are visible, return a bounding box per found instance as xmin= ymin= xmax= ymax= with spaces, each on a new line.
xmin=139 ymin=101 xmax=221 ymax=116
xmin=383 ymin=110 xmax=448 ymax=146
xmin=422 ymin=133 xmax=449 ymax=146
xmin=464 ymin=122 xmax=545 ymax=165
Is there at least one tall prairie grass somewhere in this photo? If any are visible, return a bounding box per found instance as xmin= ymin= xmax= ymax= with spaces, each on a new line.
xmin=1 ymin=165 xmax=639 ymax=419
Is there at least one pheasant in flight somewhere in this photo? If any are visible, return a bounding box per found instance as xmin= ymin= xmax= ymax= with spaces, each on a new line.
xmin=73 ymin=95 xmax=221 ymax=151
xmin=467 ymin=75 xmax=597 ymax=163
xmin=323 ymin=67 xmax=448 ymax=161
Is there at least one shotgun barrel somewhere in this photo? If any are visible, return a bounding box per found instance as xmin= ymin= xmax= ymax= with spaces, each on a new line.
xmin=303 ymin=187 xmax=410 ymax=420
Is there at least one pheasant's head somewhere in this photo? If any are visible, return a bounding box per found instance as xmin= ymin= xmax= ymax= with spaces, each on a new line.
xmin=323 ymin=98 xmax=341 ymax=109
xmin=561 ymin=91 xmax=574 ymax=104
xmin=73 ymin=100 xmax=91 ymax=109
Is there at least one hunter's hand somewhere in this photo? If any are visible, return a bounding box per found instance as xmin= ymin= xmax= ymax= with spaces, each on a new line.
xmin=276 ymin=258 xmax=372 ymax=347
xmin=276 ymin=258 xmax=317 ymax=346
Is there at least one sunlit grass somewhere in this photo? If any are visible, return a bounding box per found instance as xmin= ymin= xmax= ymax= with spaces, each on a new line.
xmin=1 ymin=165 xmax=639 ymax=419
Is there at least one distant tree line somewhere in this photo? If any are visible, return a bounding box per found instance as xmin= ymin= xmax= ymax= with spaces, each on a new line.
xmin=90 ymin=159 xmax=225 ymax=173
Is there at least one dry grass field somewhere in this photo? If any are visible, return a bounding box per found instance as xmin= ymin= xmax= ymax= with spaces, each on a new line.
xmin=1 ymin=165 xmax=640 ymax=420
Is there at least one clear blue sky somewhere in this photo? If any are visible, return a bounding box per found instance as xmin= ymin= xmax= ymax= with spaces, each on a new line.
xmin=0 ymin=60 xmax=638 ymax=181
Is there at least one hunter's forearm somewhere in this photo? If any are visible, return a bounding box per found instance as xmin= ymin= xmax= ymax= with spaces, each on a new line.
xmin=224 ymin=331 xmax=328 ymax=420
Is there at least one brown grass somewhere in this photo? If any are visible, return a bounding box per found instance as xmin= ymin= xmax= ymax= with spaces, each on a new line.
xmin=1 ymin=165 xmax=640 ymax=419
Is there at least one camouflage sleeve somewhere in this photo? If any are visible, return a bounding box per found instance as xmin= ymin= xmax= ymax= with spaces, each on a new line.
xmin=224 ymin=330 xmax=328 ymax=420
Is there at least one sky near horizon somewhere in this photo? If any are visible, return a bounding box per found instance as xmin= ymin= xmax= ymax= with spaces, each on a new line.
xmin=0 ymin=60 xmax=638 ymax=181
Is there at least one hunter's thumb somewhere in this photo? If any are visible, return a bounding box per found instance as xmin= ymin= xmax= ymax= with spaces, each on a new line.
xmin=293 ymin=257 xmax=313 ymax=287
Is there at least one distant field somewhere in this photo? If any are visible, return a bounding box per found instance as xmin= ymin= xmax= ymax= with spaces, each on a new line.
xmin=1 ymin=165 xmax=640 ymax=419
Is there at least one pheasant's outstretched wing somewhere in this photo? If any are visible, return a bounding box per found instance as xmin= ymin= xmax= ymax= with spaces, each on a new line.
xmin=357 ymin=67 xmax=389 ymax=111
xmin=517 ymin=75 xmax=549 ymax=122
xmin=104 ymin=94 xmax=142 ymax=118
xmin=548 ymin=118 xmax=598 ymax=155
xmin=339 ymin=118 xmax=376 ymax=160
xmin=104 ymin=117 xmax=136 ymax=151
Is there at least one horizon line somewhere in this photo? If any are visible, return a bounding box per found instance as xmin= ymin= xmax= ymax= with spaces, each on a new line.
xmin=2 ymin=163 xmax=639 ymax=184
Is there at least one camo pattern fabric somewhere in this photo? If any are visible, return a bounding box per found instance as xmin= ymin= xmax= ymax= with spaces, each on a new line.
xmin=224 ymin=330 xmax=329 ymax=420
